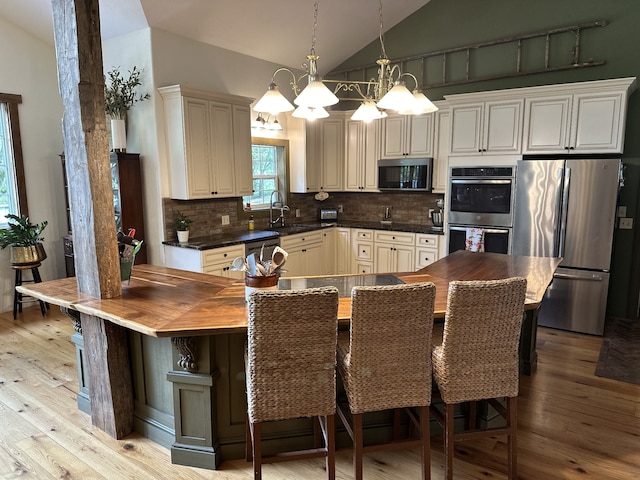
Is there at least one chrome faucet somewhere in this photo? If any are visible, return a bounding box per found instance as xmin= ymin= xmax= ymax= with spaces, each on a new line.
xmin=269 ymin=190 xmax=290 ymax=228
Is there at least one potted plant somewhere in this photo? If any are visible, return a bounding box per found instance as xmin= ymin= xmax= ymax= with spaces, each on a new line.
xmin=173 ymin=210 xmax=193 ymax=243
xmin=104 ymin=65 xmax=150 ymax=151
xmin=0 ymin=214 xmax=48 ymax=265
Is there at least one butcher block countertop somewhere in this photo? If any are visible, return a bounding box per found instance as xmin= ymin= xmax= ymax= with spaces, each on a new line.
xmin=17 ymin=251 xmax=561 ymax=338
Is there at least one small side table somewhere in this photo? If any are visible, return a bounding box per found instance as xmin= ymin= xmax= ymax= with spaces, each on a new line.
xmin=12 ymin=262 xmax=49 ymax=319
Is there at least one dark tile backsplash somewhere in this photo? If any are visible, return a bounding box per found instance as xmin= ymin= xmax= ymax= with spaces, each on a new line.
xmin=163 ymin=191 xmax=444 ymax=240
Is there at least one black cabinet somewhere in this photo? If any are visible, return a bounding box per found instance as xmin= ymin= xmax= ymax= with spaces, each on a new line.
xmin=60 ymin=152 xmax=147 ymax=277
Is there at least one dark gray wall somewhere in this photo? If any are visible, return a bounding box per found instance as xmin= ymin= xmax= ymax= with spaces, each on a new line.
xmin=334 ymin=0 xmax=640 ymax=318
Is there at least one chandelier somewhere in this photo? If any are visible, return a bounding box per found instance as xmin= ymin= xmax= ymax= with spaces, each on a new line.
xmin=253 ymin=0 xmax=437 ymax=123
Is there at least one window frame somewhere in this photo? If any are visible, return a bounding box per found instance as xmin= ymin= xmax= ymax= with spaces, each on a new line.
xmin=243 ymin=137 xmax=289 ymax=212
xmin=0 ymin=93 xmax=28 ymax=225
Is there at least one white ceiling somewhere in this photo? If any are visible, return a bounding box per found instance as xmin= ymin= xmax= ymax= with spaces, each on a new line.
xmin=0 ymin=0 xmax=430 ymax=71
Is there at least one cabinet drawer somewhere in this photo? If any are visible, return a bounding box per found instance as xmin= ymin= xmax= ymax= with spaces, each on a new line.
xmin=354 ymin=261 xmax=373 ymax=275
xmin=416 ymin=234 xmax=439 ymax=249
xmin=374 ymin=231 xmax=415 ymax=246
xmin=280 ymin=230 xmax=323 ymax=250
xmin=416 ymin=247 xmax=438 ymax=269
xmin=353 ymin=229 xmax=373 ymax=241
xmin=353 ymin=240 xmax=373 ymax=261
xmin=202 ymin=244 xmax=245 ymax=267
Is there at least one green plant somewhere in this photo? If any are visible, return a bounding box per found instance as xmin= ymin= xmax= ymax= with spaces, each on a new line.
xmin=104 ymin=66 xmax=151 ymax=119
xmin=173 ymin=211 xmax=193 ymax=231
xmin=0 ymin=214 xmax=48 ymax=248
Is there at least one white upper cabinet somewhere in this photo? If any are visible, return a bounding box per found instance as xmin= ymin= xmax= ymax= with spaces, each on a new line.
xmin=289 ymin=114 xmax=344 ymax=193
xmin=432 ymin=102 xmax=449 ymax=194
xmin=523 ymin=89 xmax=628 ymax=154
xmin=345 ymin=118 xmax=380 ymax=192
xmin=381 ymin=114 xmax=433 ymax=158
xmin=449 ymin=99 xmax=523 ymax=155
xmin=158 ymin=85 xmax=254 ymax=200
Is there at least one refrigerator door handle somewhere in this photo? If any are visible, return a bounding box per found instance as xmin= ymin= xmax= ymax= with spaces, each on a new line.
xmin=552 ymin=167 xmax=564 ymax=256
xmin=558 ymin=167 xmax=571 ymax=258
xmin=553 ymin=272 xmax=604 ymax=281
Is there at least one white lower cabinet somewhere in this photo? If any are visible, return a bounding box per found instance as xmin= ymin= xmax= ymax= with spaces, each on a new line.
xmin=163 ymin=244 xmax=245 ymax=279
xmin=279 ymin=231 xmax=324 ymax=277
xmin=320 ymin=228 xmax=336 ymax=275
xmin=415 ymin=234 xmax=440 ymax=269
xmin=351 ymin=229 xmax=374 ymax=274
xmin=336 ymin=227 xmax=352 ymax=275
xmin=373 ymin=231 xmax=416 ymax=273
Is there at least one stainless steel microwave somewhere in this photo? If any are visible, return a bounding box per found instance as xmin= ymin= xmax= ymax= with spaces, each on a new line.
xmin=378 ymin=158 xmax=432 ymax=191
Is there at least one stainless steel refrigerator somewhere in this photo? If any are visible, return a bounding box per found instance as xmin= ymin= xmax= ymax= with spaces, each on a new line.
xmin=512 ymin=157 xmax=621 ymax=335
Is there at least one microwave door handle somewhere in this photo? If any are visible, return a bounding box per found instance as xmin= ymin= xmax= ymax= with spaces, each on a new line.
xmin=558 ymin=167 xmax=571 ymax=258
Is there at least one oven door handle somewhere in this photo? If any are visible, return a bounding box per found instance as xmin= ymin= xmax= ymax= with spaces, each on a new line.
xmin=450 ymin=179 xmax=513 ymax=185
xmin=449 ymin=226 xmax=510 ymax=234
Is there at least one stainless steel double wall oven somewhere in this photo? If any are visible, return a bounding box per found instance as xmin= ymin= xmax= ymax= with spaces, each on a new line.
xmin=447 ymin=166 xmax=516 ymax=254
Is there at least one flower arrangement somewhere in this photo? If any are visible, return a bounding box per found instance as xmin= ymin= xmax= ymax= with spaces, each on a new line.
xmin=104 ymin=66 xmax=150 ymax=120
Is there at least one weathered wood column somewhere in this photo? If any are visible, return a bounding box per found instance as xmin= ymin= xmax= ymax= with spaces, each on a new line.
xmin=51 ymin=0 xmax=133 ymax=438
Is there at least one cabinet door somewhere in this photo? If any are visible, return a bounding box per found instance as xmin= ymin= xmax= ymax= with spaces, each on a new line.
xmin=522 ymin=95 xmax=572 ymax=154
xmin=232 ymin=104 xmax=253 ymax=196
xmin=395 ymin=245 xmax=415 ymax=272
xmin=415 ymin=247 xmax=438 ymax=269
xmin=432 ymin=108 xmax=450 ymax=193
xmin=321 ymin=228 xmax=336 ymax=275
xmin=320 ymin=118 xmax=344 ymax=191
xmin=344 ymin=120 xmax=363 ymax=191
xmin=209 ymin=102 xmax=235 ymax=196
xmin=571 ymin=92 xmax=624 ymax=153
xmin=305 ymin=242 xmax=324 ymax=276
xmin=184 ymin=97 xmax=213 ymax=198
xmin=381 ymin=115 xmax=406 ymax=158
xmin=280 ymin=246 xmax=303 ymax=277
xmin=450 ymin=104 xmax=483 ymax=155
xmin=362 ymin=121 xmax=380 ymax=191
xmin=374 ymin=243 xmax=395 ymax=273
xmin=407 ymin=114 xmax=433 ymax=157
xmin=484 ymin=100 xmax=523 ymax=154
xmin=305 ymin=121 xmax=321 ymax=192
xmin=336 ymin=227 xmax=351 ymax=275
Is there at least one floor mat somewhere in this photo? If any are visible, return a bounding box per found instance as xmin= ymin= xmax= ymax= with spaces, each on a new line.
xmin=595 ymin=317 xmax=640 ymax=385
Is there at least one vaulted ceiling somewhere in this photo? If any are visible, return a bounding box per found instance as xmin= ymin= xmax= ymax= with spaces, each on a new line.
xmin=0 ymin=0 xmax=431 ymax=71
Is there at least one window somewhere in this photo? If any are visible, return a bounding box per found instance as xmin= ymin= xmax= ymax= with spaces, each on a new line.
xmin=0 ymin=94 xmax=27 ymax=226
xmin=243 ymin=138 xmax=288 ymax=210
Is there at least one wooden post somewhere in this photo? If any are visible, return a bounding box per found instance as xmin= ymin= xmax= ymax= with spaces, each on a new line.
xmin=51 ymin=0 xmax=133 ymax=438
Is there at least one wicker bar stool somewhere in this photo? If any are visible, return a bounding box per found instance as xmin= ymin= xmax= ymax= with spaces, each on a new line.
xmin=337 ymin=283 xmax=436 ymax=480
xmin=431 ymin=277 xmax=527 ymax=480
xmin=12 ymin=262 xmax=48 ymax=320
xmin=245 ymin=287 xmax=339 ymax=480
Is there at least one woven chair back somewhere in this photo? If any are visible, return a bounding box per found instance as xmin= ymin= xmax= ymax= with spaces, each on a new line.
xmin=437 ymin=277 xmax=527 ymax=403
xmin=246 ymin=287 xmax=339 ymax=423
xmin=344 ymin=282 xmax=436 ymax=414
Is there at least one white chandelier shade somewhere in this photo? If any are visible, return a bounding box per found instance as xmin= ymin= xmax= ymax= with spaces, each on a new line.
xmin=253 ymin=83 xmax=295 ymax=115
xmin=350 ymin=99 xmax=387 ymax=123
xmin=292 ymin=105 xmax=330 ymax=119
xmin=293 ymin=79 xmax=339 ymax=108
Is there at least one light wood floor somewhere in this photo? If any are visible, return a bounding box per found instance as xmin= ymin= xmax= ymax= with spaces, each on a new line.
xmin=1 ymin=306 xmax=638 ymax=479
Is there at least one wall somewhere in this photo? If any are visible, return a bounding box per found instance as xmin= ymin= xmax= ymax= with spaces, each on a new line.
xmin=333 ymin=0 xmax=640 ymax=318
xmin=0 ymin=16 xmax=65 ymax=313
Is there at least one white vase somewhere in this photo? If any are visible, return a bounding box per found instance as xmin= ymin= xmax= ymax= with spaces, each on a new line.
xmin=111 ymin=118 xmax=127 ymax=151
xmin=177 ymin=230 xmax=189 ymax=243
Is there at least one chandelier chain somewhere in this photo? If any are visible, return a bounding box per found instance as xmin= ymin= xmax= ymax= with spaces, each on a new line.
xmin=310 ymin=0 xmax=319 ymax=56
xmin=378 ymin=0 xmax=388 ymax=60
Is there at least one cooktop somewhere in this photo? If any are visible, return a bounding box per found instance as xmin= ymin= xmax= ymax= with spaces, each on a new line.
xmin=278 ymin=274 xmax=404 ymax=298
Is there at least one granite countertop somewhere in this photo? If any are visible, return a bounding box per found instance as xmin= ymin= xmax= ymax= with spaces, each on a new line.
xmin=162 ymin=221 xmax=444 ymax=250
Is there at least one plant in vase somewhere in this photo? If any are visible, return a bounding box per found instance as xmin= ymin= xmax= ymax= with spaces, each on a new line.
xmin=104 ymin=65 xmax=150 ymax=151
xmin=0 ymin=214 xmax=48 ymax=265
xmin=173 ymin=210 xmax=193 ymax=243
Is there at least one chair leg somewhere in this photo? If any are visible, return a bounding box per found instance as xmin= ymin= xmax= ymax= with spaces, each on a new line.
xmin=353 ymin=412 xmax=364 ymax=480
xmin=250 ymin=421 xmax=262 ymax=480
xmin=245 ymin=415 xmax=253 ymax=461
xmin=325 ymin=414 xmax=336 ymax=480
xmin=420 ymin=405 xmax=431 ymax=480
xmin=13 ymin=269 xmax=20 ymax=320
xmin=393 ymin=408 xmax=402 ymax=440
xmin=444 ymin=403 xmax=455 ymax=480
xmin=507 ymin=396 xmax=518 ymax=480
xmin=468 ymin=400 xmax=477 ymax=430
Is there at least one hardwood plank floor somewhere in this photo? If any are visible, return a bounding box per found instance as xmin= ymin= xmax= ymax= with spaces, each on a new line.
xmin=1 ymin=306 xmax=638 ymax=479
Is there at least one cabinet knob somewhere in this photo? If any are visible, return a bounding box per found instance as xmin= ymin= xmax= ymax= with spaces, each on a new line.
xmin=569 ymin=146 xmax=575 ymax=150
xmin=564 ymin=146 xmax=570 ymax=150
xmin=223 ymin=253 xmax=227 ymax=257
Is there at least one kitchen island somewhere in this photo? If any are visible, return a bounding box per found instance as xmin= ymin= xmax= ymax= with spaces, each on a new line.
xmin=17 ymin=250 xmax=560 ymax=469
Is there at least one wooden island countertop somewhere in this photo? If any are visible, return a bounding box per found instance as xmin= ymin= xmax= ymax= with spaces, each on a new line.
xmin=18 ymin=250 xmax=561 ymax=338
